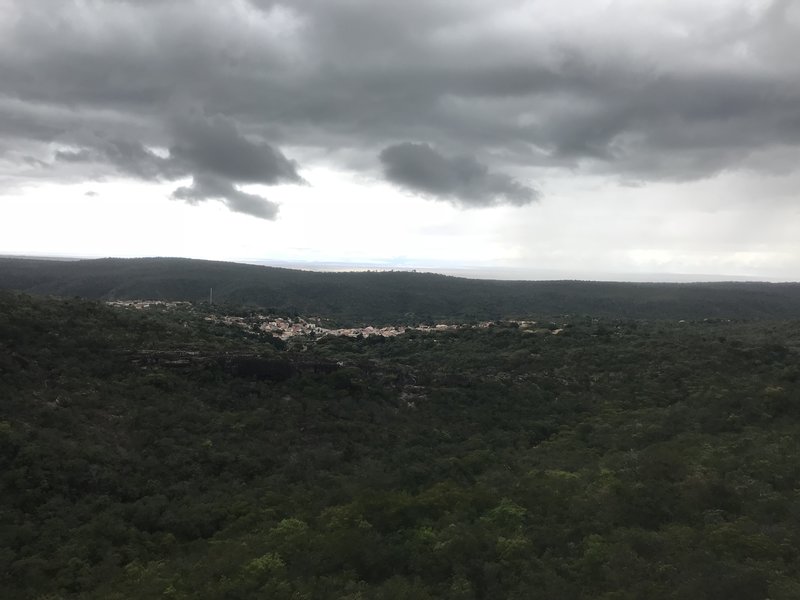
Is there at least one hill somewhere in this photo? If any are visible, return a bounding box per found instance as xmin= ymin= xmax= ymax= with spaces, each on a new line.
xmin=1 ymin=256 xmax=800 ymax=324
xmin=3 ymin=291 xmax=800 ymax=598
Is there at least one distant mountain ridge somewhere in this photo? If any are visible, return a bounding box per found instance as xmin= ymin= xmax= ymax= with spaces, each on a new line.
xmin=1 ymin=256 xmax=799 ymax=324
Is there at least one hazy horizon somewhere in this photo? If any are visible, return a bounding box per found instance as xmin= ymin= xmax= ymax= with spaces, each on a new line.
xmin=2 ymin=1 xmax=799 ymax=280
xmin=1 ymin=252 xmax=793 ymax=284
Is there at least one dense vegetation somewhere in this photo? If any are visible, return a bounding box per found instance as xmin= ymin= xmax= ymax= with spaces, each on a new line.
xmin=3 ymin=290 xmax=800 ymax=598
xmin=3 ymin=257 xmax=800 ymax=325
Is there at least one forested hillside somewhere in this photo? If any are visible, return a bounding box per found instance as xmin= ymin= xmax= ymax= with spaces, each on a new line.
xmin=2 ymin=257 xmax=800 ymax=324
xmin=3 ymin=291 xmax=800 ymax=598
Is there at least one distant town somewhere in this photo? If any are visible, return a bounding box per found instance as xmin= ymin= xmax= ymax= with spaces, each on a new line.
xmin=106 ymin=300 xmax=560 ymax=340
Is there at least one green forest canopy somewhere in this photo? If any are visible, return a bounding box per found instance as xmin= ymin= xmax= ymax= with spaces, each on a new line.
xmin=3 ymin=290 xmax=800 ymax=598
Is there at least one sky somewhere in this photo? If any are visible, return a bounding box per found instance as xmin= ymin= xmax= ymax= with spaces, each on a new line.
xmin=1 ymin=0 xmax=799 ymax=281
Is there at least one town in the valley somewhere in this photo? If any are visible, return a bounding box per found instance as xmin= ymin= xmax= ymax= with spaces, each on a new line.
xmin=106 ymin=299 xmax=560 ymax=340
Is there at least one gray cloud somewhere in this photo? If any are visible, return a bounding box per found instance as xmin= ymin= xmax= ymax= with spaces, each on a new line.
xmin=1 ymin=0 xmax=800 ymax=208
xmin=48 ymin=114 xmax=298 ymax=219
xmin=380 ymin=143 xmax=537 ymax=207
xmin=55 ymin=140 xmax=176 ymax=180
xmin=169 ymin=115 xmax=304 ymax=185
xmin=172 ymin=174 xmax=279 ymax=220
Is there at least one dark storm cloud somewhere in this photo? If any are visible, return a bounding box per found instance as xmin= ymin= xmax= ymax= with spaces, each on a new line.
xmin=2 ymin=0 xmax=800 ymax=210
xmin=380 ymin=143 xmax=537 ymax=207
xmin=169 ymin=115 xmax=304 ymax=186
xmin=49 ymin=115 xmax=299 ymax=219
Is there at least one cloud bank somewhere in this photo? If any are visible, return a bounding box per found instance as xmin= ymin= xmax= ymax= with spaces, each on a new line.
xmin=1 ymin=0 xmax=799 ymax=214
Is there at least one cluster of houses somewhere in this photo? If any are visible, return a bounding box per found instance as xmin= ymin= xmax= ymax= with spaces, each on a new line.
xmin=208 ymin=316 xmax=557 ymax=341
xmin=106 ymin=300 xmax=559 ymax=341
xmin=107 ymin=300 xmax=191 ymax=309
xmin=211 ymin=315 xmax=464 ymax=341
